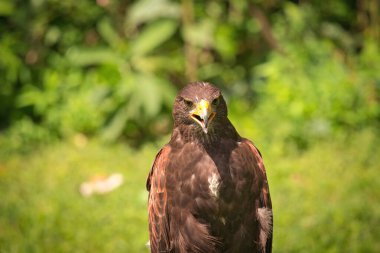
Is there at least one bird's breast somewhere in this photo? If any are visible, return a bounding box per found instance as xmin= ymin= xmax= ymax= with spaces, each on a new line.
xmin=166 ymin=144 xmax=251 ymax=222
xmin=207 ymin=172 xmax=220 ymax=198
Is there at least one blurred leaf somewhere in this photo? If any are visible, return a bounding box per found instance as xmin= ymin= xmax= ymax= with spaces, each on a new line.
xmin=16 ymin=86 xmax=42 ymax=108
xmin=97 ymin=18 xmax=123 ymax=50
xmin=0 ymin=0 xmax=14 ymax=16
xmin=101 ymin=73 xmax=175 ymax=142
xmin=0 ymin=36 xmax=22 ymax=84
xmin=321 ymin=22 xmax=355 ymax=51
xmin=66 ymin=47 xmax=123 ymax=67
xmin=215 ymin=24 xmax=238 ymax=60
xmin=44 ymin=26 xmax=61 ymax=46
xmin=135 ymin=75 xmax=163 ymax=117
xmin=130 ymin=19 xmax=178 ymax=56
xmin=183 ymin=19 xmax=215 ymax=47
xmin=127 ymin=0 xmax=180 ymax=26
xmin=101 ymin=103 xmax=130 ymax=142
xmin=133 ymin=55 xmax=183 ymax=73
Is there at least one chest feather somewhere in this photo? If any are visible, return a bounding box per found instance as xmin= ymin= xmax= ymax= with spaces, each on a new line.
xmin=208 ymin=172 xmax=220 ymax=198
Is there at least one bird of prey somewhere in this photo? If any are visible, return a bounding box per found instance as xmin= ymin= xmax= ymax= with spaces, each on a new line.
xmin=146 ymin=82 xmax=272 ymax=253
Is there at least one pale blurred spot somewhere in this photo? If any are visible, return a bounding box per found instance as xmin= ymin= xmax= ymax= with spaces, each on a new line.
xmin=84 ymin=29 xmax=99 ymax=46
xmin=80 ymin=173 xmax=124 ymax=197
xmin=25 ymin=50 xmax=38 ymax=64
xmin=96 ymin=0 xmax=109 ymax=7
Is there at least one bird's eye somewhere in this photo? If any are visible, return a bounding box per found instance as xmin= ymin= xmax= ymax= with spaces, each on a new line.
xmin=183 ymin=99 xmax=193 ymax=107
xmin=212 ymin=97 xmax=220 ymax=106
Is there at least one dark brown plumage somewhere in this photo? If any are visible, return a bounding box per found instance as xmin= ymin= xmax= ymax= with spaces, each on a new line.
xmin=147 ymin=82 xmax=273 ymax=253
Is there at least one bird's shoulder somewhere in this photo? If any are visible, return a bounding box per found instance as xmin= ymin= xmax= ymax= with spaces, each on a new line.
xmin=146 ymin=145 xmax=171 ymax=192
xmin=231 ymin=138 xmax=265 ymax=170
xmin=146 ymin=145 xmax=172 ymax=252
xmin=236 ymin=138 xmax=272 ymax=208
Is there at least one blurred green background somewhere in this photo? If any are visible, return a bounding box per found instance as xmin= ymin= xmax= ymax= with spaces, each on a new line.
xmin=1 ymin=0 xmax=380 ymax=252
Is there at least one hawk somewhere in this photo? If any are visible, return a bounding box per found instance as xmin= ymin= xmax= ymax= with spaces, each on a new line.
xmin=147 ymin=82 xmax=273 ymax=253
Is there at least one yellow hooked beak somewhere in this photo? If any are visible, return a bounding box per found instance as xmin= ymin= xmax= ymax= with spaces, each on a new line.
xmin=190 ymin=99 xmax=216 ymax=134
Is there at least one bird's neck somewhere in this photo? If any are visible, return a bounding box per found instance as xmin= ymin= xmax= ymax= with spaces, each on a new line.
xmin=171 ymin=118 xmax=239 ymax=146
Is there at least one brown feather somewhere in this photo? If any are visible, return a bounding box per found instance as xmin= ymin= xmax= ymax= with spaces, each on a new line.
xmin=147 ymin=146 xmax=171 ymax=252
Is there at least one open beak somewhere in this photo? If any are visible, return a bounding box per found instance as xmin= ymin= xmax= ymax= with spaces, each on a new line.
xmin=190 ymin=99 xmax=216 ymax=134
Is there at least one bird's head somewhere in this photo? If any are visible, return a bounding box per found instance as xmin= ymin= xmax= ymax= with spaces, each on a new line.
xmin=173 ymin=82 xmax=228 ymax=135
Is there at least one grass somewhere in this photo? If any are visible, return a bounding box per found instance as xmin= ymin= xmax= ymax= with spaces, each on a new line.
xmin=0 ymin=129 xmax=379 ymax=252
xmin=265 ymin=129 xmax=380 ymax=253
xmin=0 ymin=137 xmax=162 ymax=253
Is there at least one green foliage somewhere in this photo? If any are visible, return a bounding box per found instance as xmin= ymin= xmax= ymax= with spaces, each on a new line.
xmin=249 ymin=3 xmax=380 ymax=150
xmin=0 ymin=118 xmax=55 ymax=155
xmin=1 ymin=0 xmax=181 ymax=144
xmin=1 ymin=0 xmax=379 ymax=148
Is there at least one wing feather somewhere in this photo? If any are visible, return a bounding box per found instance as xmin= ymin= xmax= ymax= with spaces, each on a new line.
xmin=146 ymin=146 xmax=171 ymax=253
xmin=244 ymin=139 xmax=273 ymax=253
